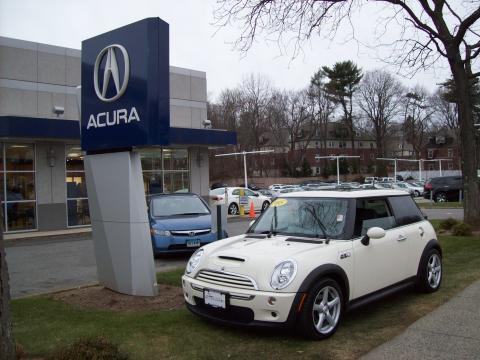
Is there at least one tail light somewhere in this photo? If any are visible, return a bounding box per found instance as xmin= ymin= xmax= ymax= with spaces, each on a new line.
xmin=424 ymin=182 xmax=432 ymax=190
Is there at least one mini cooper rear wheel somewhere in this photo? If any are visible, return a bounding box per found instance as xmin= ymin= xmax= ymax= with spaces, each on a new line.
xmin=416 ymin=248 xmax=442 ymax=293
xmin=298 ymin=278 xmax=343 ymax=340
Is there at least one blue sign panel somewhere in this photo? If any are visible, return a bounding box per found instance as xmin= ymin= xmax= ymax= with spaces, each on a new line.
xmin=81 ymin=18 xmax=170 ymax=152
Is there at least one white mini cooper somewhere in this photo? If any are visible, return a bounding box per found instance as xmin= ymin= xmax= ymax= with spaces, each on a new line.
xmin=182 ymin=190 xmax=442 ymax=339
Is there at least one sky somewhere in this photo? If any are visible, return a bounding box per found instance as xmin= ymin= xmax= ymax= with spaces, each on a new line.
xmin=0 ymin=0 xmax=454 ymax=100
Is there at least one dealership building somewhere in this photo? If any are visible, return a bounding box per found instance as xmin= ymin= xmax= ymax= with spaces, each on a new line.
xmin=0 ymin=35 xmax=235 ymax=233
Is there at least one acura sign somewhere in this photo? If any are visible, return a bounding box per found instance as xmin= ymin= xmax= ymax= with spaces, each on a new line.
xmin=93 ymin=44 xmax=130 ymax=102
xmin=81 ymin=18 xmax=170 ymax=152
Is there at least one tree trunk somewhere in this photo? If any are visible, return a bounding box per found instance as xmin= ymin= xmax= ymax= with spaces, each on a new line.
xmin=0 ymin=212 xmax=15 ymax=360
xmin=450 ymin=60 xmax=480 ymax=226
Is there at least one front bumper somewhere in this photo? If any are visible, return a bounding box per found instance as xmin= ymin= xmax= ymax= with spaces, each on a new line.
xmin=152 ymin=232 xmax=219 ymax=253
xmin=182 ymin=275 xmax=302 ymax=328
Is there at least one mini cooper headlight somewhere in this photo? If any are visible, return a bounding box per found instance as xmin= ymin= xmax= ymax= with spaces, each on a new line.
xmin=186 ymin=248 xmax=204 ymax=274
xmin=270 ymin=260 xmax=297 ymax=290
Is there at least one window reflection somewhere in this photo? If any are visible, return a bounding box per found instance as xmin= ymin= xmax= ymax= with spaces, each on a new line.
xmin=66 ymin=144 xmax=89 ymax=227
xmin=6 ymin=144 xmax=34 ymax=171
xmin=6 ymin=201 xmax=36 ymax=231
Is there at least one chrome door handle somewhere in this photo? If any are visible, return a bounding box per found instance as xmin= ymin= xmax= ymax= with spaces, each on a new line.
xmin=419 ymin=227 xmax=424 ymax=236
xmin=397 ymin=235 xmax=407 ymax=241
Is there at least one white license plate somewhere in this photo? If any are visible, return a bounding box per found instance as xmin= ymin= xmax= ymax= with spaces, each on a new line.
xmin=186 ymin=239 xmax=200 ymax=248
xmin=204 ymin=289 xmax=226 ymax=309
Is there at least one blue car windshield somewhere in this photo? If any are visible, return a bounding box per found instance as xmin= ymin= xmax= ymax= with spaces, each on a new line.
xmin=151 ymin=196 xmax=210 ymax=217
xmin=249 ymin=197 xmax=349 ymax=239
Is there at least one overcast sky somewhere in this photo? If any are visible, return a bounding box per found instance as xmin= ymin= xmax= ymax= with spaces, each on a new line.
xmin=0 ymin=0 xmax=453 ymax=100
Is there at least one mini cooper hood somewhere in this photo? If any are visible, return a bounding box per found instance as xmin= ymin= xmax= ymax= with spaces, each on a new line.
xmin=196 ymin=234 xmax=332 ymax=290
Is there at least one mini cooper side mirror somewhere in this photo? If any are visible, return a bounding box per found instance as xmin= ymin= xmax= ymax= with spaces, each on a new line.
xmin=367 ymin=227 xmax=386 ymax=239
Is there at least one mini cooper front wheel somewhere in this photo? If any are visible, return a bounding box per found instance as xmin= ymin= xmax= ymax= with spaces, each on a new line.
xmin=298 ymin=278 xmax=343 ymax=340
xmin=416 ymin=248 xmax=442 ymax=293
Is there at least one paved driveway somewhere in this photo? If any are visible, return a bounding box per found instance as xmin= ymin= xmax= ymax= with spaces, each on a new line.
xmin=6 ymin=219 xmax=251 ymax=298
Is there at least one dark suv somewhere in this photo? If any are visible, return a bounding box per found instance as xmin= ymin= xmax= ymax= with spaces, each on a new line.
xmin=424 ymin=176 xmax=463 ymax=202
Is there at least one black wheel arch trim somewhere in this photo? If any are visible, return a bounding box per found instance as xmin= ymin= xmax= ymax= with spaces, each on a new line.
xmin=297 ymin=264 xmax=350 ymax=304
xmin=417 ymin=239 xmax=442 ymax=273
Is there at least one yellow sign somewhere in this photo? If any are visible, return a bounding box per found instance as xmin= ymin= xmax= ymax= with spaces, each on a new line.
xmin=270 ymin=198 xmax=288 ymax=207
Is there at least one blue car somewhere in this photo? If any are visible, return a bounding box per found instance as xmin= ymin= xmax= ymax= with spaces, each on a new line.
xmin=149 ymin=193 xmax=223 ymax=254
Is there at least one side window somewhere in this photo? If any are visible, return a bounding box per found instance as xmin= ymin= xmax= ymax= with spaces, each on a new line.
xmin=232 ymin=189 xmax=240 ymax=196
xmin=354 ymin=198 xmax=396 ymax=237
xmin=388 ymin=196 xmax=424 ymax=226
xmin=245 ymin=189 xmax=255 ymax=196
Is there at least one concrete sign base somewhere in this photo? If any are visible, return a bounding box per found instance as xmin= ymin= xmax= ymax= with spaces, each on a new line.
xmin=85 ymin=151 xmax=158 ymax=296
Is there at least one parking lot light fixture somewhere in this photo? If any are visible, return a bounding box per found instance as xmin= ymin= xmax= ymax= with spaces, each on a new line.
xmin=315 ymin=155 xmax=360 ymax=185
xmin=215 ymin=149 xmax=274 ymax=188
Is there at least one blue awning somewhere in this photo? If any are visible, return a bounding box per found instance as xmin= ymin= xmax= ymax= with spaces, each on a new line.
xmin=0 ymin=116 xmax=237 ymax=146
xmin=0 ymin=116 xmax=80 ymax=140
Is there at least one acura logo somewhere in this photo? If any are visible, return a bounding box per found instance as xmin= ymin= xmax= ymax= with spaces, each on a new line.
xmin=93 ymin=44 xmax=130 ymax=102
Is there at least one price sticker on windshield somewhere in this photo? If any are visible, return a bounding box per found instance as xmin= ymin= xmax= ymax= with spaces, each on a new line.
xmin=270 ymin=199 xmax=288 ymax=207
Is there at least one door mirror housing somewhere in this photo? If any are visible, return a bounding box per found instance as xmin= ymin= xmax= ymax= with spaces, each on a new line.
xmin=254 ymin=193 xmax=259 ymax=197
xmin=367 ymin=227 xmax=386 ymax=239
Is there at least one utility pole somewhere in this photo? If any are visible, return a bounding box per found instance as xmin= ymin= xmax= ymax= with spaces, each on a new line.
xmin=215 ymin=150 xmax=274 ymax=188
xmin=315 ymin=155 xmax=360 ymax=185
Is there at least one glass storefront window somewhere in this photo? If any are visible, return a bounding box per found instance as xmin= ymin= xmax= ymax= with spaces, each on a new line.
xmin=6 ymin=201 xmax=36 ymax=231
xmin=67 ymin=199 xmax=90 ymax=227
xmin=66 ymin=145 xmax=89 ymax=227
xmin=139 ymin=148 xmax=190 ymax=195
xmin=0 ymin=143 xmax=37 ymax=232
xmin=5 ymin=144 xmax=34 ymax=171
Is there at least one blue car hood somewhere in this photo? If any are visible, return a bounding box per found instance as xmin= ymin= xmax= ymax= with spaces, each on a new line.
xmin=152 ymin=214 xmax=212 ymax=231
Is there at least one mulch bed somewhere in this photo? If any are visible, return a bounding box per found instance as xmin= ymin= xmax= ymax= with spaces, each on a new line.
xmin=51 ymin=284 xmax=184 ymax=312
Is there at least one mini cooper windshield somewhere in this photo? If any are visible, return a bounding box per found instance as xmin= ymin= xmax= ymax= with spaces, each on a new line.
xmin=249 ymin=197 xmax=349 ymax=239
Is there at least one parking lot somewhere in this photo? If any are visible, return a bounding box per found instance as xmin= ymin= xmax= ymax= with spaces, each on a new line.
xmin=6 ymin=205 xmax=463 ymax=299
xmin=6 ymin=217 xmax=252 ymax=298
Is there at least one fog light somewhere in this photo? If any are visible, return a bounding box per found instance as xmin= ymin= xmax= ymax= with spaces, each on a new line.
xmin=271 ymin=311 xmax=278 ymax=318
xmin=267 ymin=296 xmax=276 ymax=305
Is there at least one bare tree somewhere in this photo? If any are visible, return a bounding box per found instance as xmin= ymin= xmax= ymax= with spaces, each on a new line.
xmin=214 ymin=0 xmax=480 ymax=225
xmin=403 ymin=87 xmax=434 ymax=158
xmin=431 ymin=88 xmax=459 ymax=132
xmin=284 ymin=89 xmax=319 ymax=176
xmin=358 ymin=70 xmax=404 ymax=162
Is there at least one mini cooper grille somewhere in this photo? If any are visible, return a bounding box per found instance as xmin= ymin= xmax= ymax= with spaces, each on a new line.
xmin=196 ymin=270 xmax=257 ymax=290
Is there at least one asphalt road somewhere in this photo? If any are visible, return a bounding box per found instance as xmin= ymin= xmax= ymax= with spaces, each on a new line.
xmin=6 ymin=219 xmax=251 ymax=298
xmin=5 ymin=208 xmax=462 ymax=298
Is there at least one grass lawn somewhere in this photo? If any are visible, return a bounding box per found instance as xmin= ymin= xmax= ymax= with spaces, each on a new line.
xmin=12 ymin=230 xmax=480 ymax=360
xmin=417 ymin=201 xmax=463 ymax=209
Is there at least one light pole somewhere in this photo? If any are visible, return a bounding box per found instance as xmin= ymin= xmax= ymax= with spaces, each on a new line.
xmin=215 ymin=149 xmax=274 ymax=188
xmin=315 ymin=155 xmax=360 ymax=185
xmin=396 ymin=159 xmax=423 ymax=181
xmin=422 ymin=158 xmax=452 ymax=177
xmin=376 ymin=158 xmax=399 ymax=182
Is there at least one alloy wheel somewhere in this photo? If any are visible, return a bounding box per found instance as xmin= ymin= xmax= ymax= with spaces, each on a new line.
xmin=312 ymin=286 xmax=341 ymax=335
xmin=427 ymin=253 xmax=442 ymax=289
xmin=229 ymin=203 xmax=238 ymax=215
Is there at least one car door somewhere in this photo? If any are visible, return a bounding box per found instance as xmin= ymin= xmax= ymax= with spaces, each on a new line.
xmin=387 ymin=195 xmax=426 ymax=277
xmin=351 ymin=198 xmax=408 ymax=299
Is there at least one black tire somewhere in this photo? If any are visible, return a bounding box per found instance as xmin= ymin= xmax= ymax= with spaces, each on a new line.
xmin=297 ymin=278 xmax=344 ymax=340
xmin=414 ymin=190 xmax=420 ymax=197
xmin=261 ymin=201 xmax=270 ymax=212
xmin=434 ymin=192 xmax=447 ymax=203
xmin=415 ymin=248 xmax=442 ymax=293
xmin=228 ymin=202 xmax=239 ymax=215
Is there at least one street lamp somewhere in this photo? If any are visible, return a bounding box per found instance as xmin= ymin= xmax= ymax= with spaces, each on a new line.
xmin=215 ymin=149 xmax=274 ymax=188
xmin=376 ymin=158 xmax=399 ymax=182
xmin=315 ymin=155 xmax=360 ymax=185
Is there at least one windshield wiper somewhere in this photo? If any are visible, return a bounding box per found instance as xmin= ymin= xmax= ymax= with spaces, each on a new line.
xmin=304 ymin=206 xmax=331 ymax=243
xmin=267 ymin=206 xmax=278 ymax=238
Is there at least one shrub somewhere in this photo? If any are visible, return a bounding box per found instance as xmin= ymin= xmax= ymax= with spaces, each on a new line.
xmin=47 ymin=336 xmax=129 ymax=360
xmin=452 ymin=222 xmax=473 ymax=237
xmin=439 ymin=218 xmax=459 ymax=231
